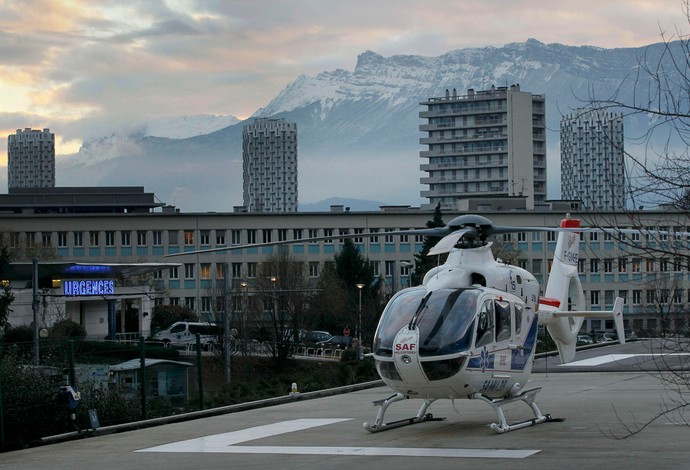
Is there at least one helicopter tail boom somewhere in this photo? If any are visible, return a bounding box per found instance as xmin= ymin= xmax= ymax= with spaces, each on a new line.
xmin=539 ymin=217 xmax=625 ymax=363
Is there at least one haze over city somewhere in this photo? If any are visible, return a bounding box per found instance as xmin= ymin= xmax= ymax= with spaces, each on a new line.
xmin=0 ymin=0 xmax=687 ymax=207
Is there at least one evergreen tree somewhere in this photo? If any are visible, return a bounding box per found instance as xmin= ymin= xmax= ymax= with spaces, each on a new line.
xmin=317 ymin=239 xmax=382 ymax=345
xmin=412 ymin=203 xmax=446 ymax=284
xmin=0 ymin=245 xmax=15 ymax=331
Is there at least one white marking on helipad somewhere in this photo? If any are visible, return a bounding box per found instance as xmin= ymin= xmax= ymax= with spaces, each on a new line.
xmin=136 ymin=418 xmax=540 ymax=459
xmin=560 ymin=353 xmax=690 ymax=367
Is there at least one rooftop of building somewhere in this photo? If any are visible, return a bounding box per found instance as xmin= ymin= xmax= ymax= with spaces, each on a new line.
xmin=0 ymin=186 xmax=165 ymax=215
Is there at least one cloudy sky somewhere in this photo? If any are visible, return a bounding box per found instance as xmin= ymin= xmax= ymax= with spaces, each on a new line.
xmin=0 ymin=0 xmax=686 ymax=162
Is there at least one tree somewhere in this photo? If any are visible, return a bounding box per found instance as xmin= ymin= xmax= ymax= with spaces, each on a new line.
xmin=413 ymin=203 xmax=446 ymax=284
xmin=256 ymin=249 xmax=309 ymax=366
xmin=309 ymin=238 xmax=383 ymax=346
xmin=150 ymin=304 xmax=198 ymax=334
xmin=0 ymin=244 xmax=15 ymax=332
xmin=333 ymin=239 xmax=381 ymax=346
xmin=307 ymin=263 xmax=350 ymax=334
xmin=579 ymin=4 xmax=690 ymax=436
xmin=580 ymin=6 xmax=690 ymax=211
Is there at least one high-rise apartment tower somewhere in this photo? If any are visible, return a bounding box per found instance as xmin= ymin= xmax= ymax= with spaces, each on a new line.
xmin=419 ymin=85 xmax=547 ymax=210
xmin=8 ymin=128 xmax=56 ymax=189
xmin=242 ymin=118 xmax=298 ymax=212
xmin=560 ymin=109 xmax=626 ymax=211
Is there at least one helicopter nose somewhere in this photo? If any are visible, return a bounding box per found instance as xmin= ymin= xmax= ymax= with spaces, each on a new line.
xmin=392 ymin=327 xmax=427 ymax=386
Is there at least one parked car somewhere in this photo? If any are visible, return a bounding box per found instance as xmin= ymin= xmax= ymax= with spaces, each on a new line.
xmin=303 ymin=330 xmax=332 ymax=348
xmin=153 ymin=321 xmax=221 ymax=348
xmin=577 ymin=334 xmax=593 ymax=345
xmin=594 ymin=333 xmax=615 ymax=343
xmin=317 ymin=335 xmax=353 ymax=349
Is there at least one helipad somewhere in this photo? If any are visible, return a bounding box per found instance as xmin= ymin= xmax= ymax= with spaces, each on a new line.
xmin=1 ymin=342 xmax=688 ymax=470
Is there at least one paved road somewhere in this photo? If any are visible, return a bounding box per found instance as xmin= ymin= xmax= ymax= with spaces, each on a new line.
xmin=2 ymin=341 xmax=689 ymax=469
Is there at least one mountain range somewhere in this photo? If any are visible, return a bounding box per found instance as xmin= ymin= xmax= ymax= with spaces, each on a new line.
xmin=49 ymin=38 xmax=678 ymax=212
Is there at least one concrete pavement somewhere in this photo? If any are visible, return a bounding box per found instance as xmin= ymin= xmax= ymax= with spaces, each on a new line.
xmin=2 ymin=343 xmax=689 ymax=469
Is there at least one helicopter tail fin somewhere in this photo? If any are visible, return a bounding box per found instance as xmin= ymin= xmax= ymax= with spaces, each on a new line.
xmin=538 ymin=216 xmax=625 ymax=363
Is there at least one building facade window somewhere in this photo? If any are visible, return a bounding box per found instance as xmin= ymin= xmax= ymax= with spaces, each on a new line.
xmin=200 ymin=263 xmax=211 ymax=279
xmin=231 ymin=263 xmax=242 ymax=278
xmin=231 ymin=229 xmax=241 ymax=245
xmin=247 ymin=263 xmax=257 ymax=278
xmin=200 ymin=230 xmax=210 ymax=245
xmin=58 ymin=232 xmax=68 ymax=247
xmin=590 ymin=290 xmax=600 ymax=305
xmin=184 ymin=230 xmax=194 ymax=245
xmin=216 ymin=230 xmax=226 ymax=245
xmin=184 ymin=263 xmax=195 ymax=279
xmin=105 ymin=231 xmax=115 ymax=246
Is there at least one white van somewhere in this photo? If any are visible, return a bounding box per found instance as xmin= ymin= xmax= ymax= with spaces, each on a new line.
xmin=153 ymin=321 xmax=221 ymax=347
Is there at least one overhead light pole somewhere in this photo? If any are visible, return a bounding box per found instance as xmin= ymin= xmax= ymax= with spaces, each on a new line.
xmin=356 ymin=283 xmax=364 ymax=360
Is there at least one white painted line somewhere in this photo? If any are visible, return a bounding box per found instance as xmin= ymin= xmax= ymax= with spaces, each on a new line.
xmin=137 ymin=418 xmax=540 ymax=459
xmin=560 ymin=353 xmax=690 ymax=367
xmin=137 ymin=418 xmax=350 ymax=452
xmin=560 ymin=354 xmax=637 ymax=366
xmin=197 ymin=446 xmax=540 ymax=458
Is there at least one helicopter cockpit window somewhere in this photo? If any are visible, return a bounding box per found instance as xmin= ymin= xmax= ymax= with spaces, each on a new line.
xmin=417 ymin=288 xmax=479 ymax=357
xmin=372 ymin=287 xmax=428 ymax=357
xmin=475 ymin=299 xmax=494 ymax=347
xmin=495 ymin=299 xmax=512 ymax=342
xmin=372 ymin=287 xmax=479 ymax=357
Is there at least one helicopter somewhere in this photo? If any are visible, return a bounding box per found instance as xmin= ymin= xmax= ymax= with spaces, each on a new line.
xmin=361 ymin=214 xmax=624 ymax=433
xmin=168 ymin=213 xmax=626 ymax=433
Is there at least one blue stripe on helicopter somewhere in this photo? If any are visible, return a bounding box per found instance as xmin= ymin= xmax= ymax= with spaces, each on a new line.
xmin=466 ymin=319 xmax=538 ymax=372
xmin=467 ymin=347 xmax=495 ymax=371
xmin=510 ymin=318 xmax=538 ymax=371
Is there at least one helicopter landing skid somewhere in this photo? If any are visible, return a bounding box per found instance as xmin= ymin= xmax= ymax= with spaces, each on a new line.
xmin=473 ymin=387 xmax=552 ymax=433
xmin=363 ymin=393 xmax=443 ymax=433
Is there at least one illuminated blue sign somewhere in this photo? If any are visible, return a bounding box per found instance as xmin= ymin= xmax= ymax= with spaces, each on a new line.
xmin=63 ymin=279 xmax=115 ymax=296
xmin=64 ymin=265 xmax=113 ymax=274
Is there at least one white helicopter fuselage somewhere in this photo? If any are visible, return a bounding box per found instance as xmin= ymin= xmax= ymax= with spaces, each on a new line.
xmin=371 ymin=243 xmax=541 ymax=401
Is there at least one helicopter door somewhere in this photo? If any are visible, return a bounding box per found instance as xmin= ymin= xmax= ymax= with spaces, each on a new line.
xmin=392 ymin=327 xmax=428 ymax=386
xmin=475 ymin=299 xmax=494 ymax=348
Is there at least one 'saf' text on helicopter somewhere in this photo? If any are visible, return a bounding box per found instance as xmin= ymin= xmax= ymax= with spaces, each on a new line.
xmin=169 ymin=214 xmax=626 ymax=433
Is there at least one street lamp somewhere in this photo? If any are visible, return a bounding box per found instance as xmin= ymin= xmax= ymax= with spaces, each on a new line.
xmin=356 ymin=283 xmax=364 ymax=360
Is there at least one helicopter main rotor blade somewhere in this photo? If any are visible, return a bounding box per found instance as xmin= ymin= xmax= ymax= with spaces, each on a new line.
xmin=163 ymin=227 xmax=446 ymax=257
xmin=428 ymin=228 xmax=478 ymax=256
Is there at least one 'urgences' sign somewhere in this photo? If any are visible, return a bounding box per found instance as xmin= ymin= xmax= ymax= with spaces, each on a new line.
xmin=63 ymin=279 xmax=115 ymax=296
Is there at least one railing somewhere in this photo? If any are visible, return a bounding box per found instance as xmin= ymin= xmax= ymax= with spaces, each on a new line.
xmin=114 ymin=332 xmax=140 ymax=342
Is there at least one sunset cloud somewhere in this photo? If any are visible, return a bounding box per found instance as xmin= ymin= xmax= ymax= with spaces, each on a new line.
xmin=0 ymin=0 xmax=686 ymax=157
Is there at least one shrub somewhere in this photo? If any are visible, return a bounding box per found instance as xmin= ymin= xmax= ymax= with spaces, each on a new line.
xmin=3 ymin=325 xmax=34 ymax=343
xmin=50 ymin=320 xmax=86 ymax=338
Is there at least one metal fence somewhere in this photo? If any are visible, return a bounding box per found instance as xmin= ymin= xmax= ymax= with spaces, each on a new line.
xmin=0 ymin=335 xmax=350 ymax=452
